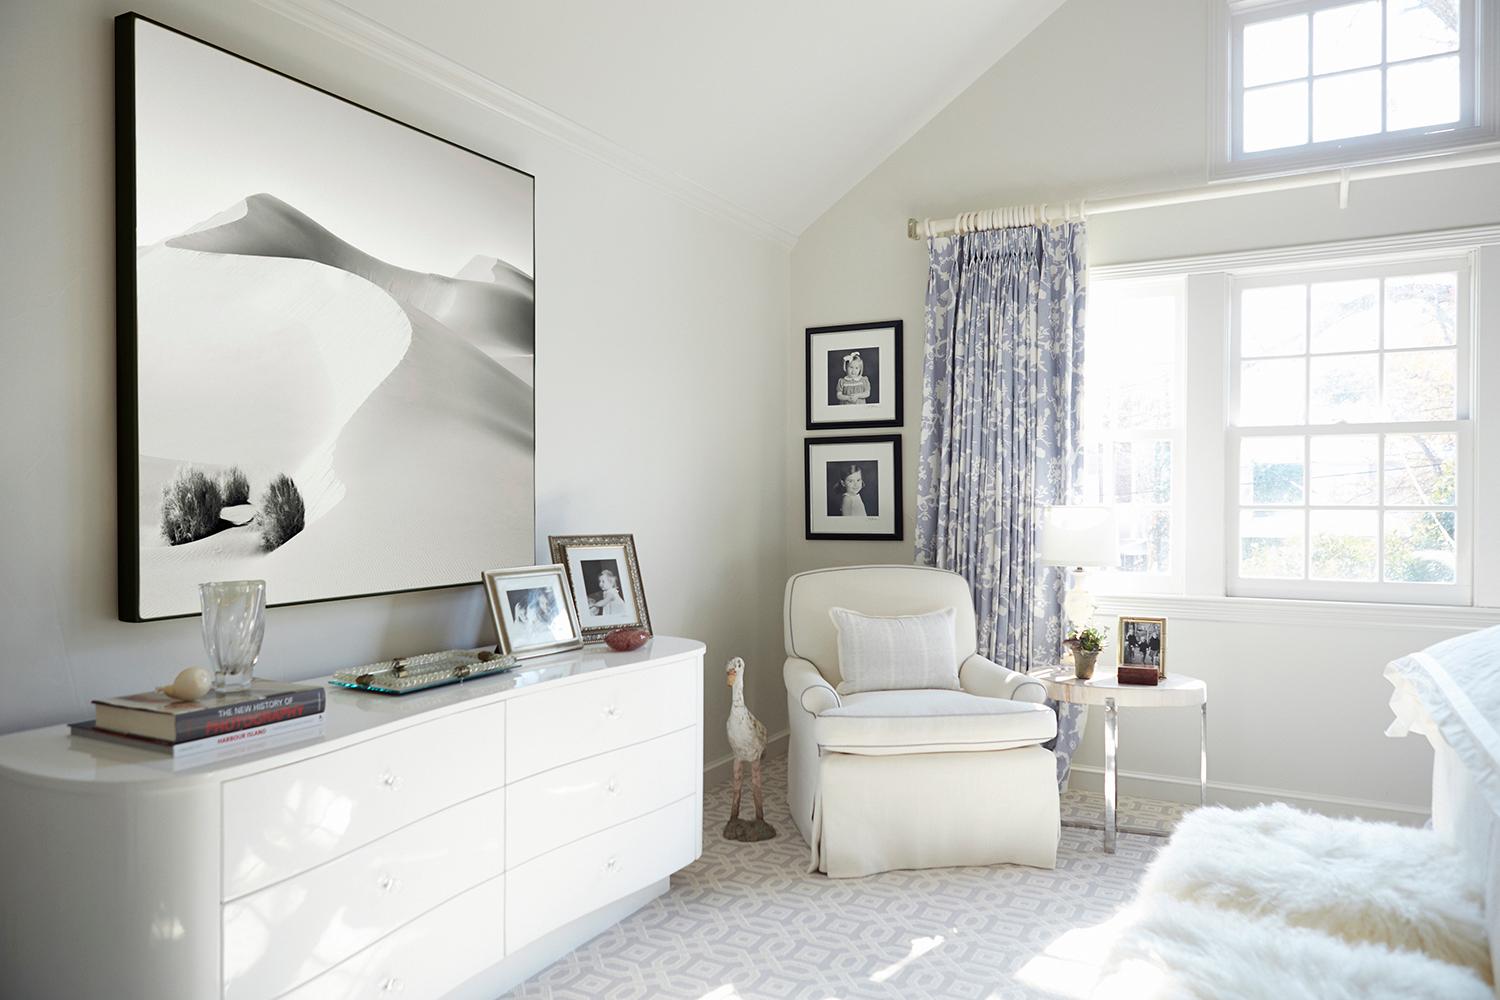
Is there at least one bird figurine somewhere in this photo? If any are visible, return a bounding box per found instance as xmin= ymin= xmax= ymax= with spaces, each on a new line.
xmin=723 ymin=656 xmax=776 ymax=842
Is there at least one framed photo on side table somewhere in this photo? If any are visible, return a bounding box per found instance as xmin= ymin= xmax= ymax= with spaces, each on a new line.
xmin=805 ymin=321 xmax=902 ymax=430
xmin=805 ymin=435 xmax=903 ymax=541
xmin=482 ymin=565 xmax=583 ymax=659
xmin=548 ymin=534 xmax=652 ymax=642
xmin=1118 ymin=616 xmax=1167 ymax=678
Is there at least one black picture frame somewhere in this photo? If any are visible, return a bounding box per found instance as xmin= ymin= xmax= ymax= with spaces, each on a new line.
xmin=116 ymin=13 xmax=537 ymax=621
xmin=804 ymin=434 xmax=903 ymax=541
xmin=804 ymin=320 xmax=903 ymax=430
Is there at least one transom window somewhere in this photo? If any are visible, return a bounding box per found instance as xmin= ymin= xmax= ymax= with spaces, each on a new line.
xmin=1229 ymin=259 xmax=1471 ymax=603
xmin=1222 ymin=0 xmax=1491 ymax=173
xmin=1078 ymin=278 xmax=1186 ymax=593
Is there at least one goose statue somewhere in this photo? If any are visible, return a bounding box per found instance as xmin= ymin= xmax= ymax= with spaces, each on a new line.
xmin=723 ymin=657 xmax=776 ymax=842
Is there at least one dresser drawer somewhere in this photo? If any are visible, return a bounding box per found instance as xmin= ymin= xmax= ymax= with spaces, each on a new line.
xmin=507 ymin=658 xmax=696 ymax=780
xmin=222 ymin=702 xmax=505 ymax=899
xmin=223 ymin=788 xmax=504 ymax=1000
xmin=279 ymin=873 xmax=505 ymax=1000
xmin=506 ymin=795 xmax=697 ymax=952
xmin=506 ymin=726 xmax=696 ymax=868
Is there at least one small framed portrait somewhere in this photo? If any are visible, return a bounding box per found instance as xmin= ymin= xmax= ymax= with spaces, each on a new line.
xmin=1118 ymin=616 xmax=1167 ymax=677
xmin=805 ymin=434 xmax=902 ymax=541
xmin=547 ymin=533 xmax=652 ymax=642
xmin=805 ymin=320 xmax=903 ymax=430
xmin=482 ymin=564 xmax=584 ymax=659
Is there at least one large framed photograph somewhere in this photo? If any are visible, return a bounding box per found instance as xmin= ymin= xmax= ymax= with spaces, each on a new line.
xmin=483 ymin=565 xmax=583 ymax=659
xmin=1118 ymin=616 xmax=1167 ymax=678
xmin=805 ymin=435 xmax=903 ymax=541
xmin=116 ymin=14 xmax=535 ymax=620
xmin=805 ymin=321 xmax=902 ymax=430
xmin=548 ymin=534 xmax=652 ymax=641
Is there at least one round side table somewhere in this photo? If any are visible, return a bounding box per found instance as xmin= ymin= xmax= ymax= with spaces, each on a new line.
xmin=1035 ymin=667 xmax=1208 ymax=853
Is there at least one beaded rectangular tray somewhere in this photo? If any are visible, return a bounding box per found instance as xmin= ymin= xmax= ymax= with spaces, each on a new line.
xmin=330 ymin=648 xmax=519 ymax=695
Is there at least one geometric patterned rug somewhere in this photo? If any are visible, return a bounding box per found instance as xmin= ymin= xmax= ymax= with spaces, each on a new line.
xmin=502 ymin=754 xmax=1189 ymax=999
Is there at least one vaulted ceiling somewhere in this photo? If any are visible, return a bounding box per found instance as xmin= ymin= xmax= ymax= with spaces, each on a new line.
xmin=265 ymin=0 xmax=1067 ymax=242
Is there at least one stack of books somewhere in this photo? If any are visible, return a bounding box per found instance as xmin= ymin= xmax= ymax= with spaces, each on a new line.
xmin=71 ymin=680 xmax=326 ymax=759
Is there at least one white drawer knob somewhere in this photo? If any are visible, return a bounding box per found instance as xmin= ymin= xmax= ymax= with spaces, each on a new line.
xmin=602 ymin=704 xmax=619 ymax=719
xmin=379 ymin=771 xmax=401 ymax=791
xmin=606 ymin=778 xmax=619 ymax=794
xmin=605 ymin=856 xmax=619 ymax=873
xmin=377 ymin=873 xmax=400 ymax=893
xmin=380 ymin=976 xmax=405 ymax=993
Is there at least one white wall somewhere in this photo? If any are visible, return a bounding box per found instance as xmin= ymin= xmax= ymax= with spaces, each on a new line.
xmin=0 ymin=0 xmax=791 ymax=766
xmin=789 ymin=0 xmax=1500 ymax=819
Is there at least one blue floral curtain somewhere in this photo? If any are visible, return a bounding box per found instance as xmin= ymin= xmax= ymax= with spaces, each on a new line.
xmin=914 ymin=223 xmax=1088 ymax=787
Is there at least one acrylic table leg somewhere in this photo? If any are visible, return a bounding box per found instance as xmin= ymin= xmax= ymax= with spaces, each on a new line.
xmin=1199 ymin=702 xmax=1208 ymax=808
xmin=1104 ymin=696 xmax=1118 ymax=854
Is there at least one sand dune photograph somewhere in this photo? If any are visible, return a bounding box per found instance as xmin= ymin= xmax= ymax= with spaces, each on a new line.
xmin=121 ymin=17 xmax=535 ymax=620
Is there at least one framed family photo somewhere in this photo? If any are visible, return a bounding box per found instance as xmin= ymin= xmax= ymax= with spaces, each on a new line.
xmin=805 ymin=321 xmax=902 ymax=430
xmin=548 ymin=534 xmax=652 ymax=642
xmin=805 ymin=435 xmax=902 ymax=541
xmin=483 ymin=565 xmax=583 ymax=659
xmin=1118 ymin=616 xmax=1167 ymax=678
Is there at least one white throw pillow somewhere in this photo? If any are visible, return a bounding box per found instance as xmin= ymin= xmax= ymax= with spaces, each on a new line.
xmin=828 ymin=606 xmax=960 ymax=695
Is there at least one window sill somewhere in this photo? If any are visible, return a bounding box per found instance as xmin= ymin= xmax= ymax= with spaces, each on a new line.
xmin=1091 ymin=593 xmax=1500 ymax=632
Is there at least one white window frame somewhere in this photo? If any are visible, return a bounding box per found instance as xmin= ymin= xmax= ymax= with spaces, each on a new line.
xmin=1227 ymin=255 xmax=1473 ymax=604
xmin=1212 ymin=0 xmax=1500 ymax=180
xmin=1080 ymin=276 xmax=1188 ymax=595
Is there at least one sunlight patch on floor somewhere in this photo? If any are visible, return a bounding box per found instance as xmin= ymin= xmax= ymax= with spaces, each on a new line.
xmin=869 ymin=933 xmax=946 ymax=983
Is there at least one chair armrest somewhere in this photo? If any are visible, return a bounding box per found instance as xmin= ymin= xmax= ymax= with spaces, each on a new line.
xmin=785 ymin=657 xmax=840 ymax=716
xmin=960 ymin=654 xmax=1049 ymax=704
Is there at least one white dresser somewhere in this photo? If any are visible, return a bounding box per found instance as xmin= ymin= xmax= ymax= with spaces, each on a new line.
xmin=0 ymin=636 xmax=705 ymax=1000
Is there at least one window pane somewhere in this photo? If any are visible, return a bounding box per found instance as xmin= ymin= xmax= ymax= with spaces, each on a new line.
xmin=1087 ymin=290 xmax=1176 ymax=431
xmin=1310 ymin=353 xmax=1380 ymax=423
xmin=1309 ymin=434 xmax=1379 ymax=504
xmin=1241 ymin=285 xmax=1307 ymax=356
xmin=1385 ymin=510 xmax=1457 ymax=583
xmin=1387 ymin=55 xmax=1461 ymax=131
xmin=1310 ymin=279 xmax=1378 ymax=352
xmin=1385 ymin=272 xmax=1458 ymax=348
xmin=1239 ymin=436 xmax=1305 ymax=504
xmin=1240 ymin=509 xmax=1306 ymax=579
xmin=1311 ymin=509 xmax=1379 ymax=581
xmin=1386 ymin=0 xmax=1461 ymax=63
xmin=1240 ymin=358 xmax=1307 ymax=425
xmin=1313 ymin=69 xmax=1383 ymax=141
xmin=1244 ymin=14 xmax=1310 ymax=86
xmin=1385 ymin=433 xmax=1458 ymax=505
xmin=1384 ymin=349 xmax=1457 ymax=420
xmin=1313 ymin=2 xmax=1382 ymax=74
xmin=1110 ymin=440 xmax=1172 ymax=504
xmin=1117 ymin=508 xmax=1171 ymax=575
xmin=1244 ymin=81 xmax=1311 ymax=151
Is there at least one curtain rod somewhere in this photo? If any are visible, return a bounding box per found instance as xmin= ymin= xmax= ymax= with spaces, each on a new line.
xmin=905 ymin=144 xmax=1500 ymax=240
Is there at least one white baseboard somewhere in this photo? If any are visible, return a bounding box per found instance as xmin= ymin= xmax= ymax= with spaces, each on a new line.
xmin=703 ymin=729 xmax=789 ymax=788
xmin=1067 ymin=763 xmax=1430 ymax=826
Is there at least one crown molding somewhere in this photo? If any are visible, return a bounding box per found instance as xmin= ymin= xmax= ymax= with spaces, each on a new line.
xmin=1092 ymin=222 xmax=1500 ymax=280
xmin=249 ymin=0 xmax=798 ymax=248
xmin=1092 ymin=593 xmax=1500 ymax=632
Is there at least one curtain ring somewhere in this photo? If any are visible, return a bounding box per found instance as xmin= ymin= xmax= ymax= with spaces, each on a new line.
xmin=1078 ymin=199 xmax=1087 ymax=220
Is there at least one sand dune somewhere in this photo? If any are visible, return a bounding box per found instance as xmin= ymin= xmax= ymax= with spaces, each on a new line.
xmin=168 ymin=193 xmax=533 ymax=357
xmin=136 ymin=194 xmax=534 ymax=618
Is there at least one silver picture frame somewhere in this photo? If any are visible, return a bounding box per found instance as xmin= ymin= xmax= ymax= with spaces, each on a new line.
xmin=482 ymin=564 xmax=584 ymax=660
xmin=548 ymin=533 xmax=652 ymax=642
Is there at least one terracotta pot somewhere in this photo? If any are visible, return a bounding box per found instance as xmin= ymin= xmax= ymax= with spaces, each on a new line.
xmin=1073 ymin=648 xmax=1101 ymax=680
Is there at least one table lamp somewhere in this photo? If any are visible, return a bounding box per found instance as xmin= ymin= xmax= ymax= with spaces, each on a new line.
xmin=1038 ymin=504 xmax=1119 ymax=630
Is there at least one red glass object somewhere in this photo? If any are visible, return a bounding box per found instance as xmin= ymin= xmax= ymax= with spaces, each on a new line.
xmin=605 ymin=627 xmax=650 ymax=652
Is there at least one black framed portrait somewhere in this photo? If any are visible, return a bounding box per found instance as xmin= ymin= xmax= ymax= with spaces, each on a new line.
xmin=805 ymin=321 xmax=902 ymax=430
xmin=804 ymin=435 xmax=903 ymax=541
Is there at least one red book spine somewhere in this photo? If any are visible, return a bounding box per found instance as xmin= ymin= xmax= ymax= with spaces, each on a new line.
xmin=174 ymin=689 xmax=325 ymax=742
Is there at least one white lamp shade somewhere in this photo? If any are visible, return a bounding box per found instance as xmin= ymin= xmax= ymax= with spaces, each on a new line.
xmin=1038 ymin=505 xmax=1119 ymax=568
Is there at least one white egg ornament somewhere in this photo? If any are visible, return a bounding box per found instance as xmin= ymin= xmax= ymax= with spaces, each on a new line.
xmin=158 ymin=667 xmax=213 ymax=701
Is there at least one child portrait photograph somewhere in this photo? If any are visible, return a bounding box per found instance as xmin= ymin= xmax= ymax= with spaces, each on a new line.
xmin=547 ymin=534 xmax=652 ymax=641
xmin=805 ymin=320 xmax=902 ymax=430
xmin=482 ymin=564 xmax=583 ymax=658
xmin=804 ymin=435 xmax=902 ymax=541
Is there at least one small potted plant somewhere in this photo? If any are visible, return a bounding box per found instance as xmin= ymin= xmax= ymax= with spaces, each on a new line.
xmin=1064 ymin=625 xmax=1107 ymax=680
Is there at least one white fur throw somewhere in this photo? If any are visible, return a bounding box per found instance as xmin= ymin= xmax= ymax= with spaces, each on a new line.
xmin=1092 ymin=896 xmax=1493 ymax=1000
xmin=827 ymin=606 xmax=959 ymax=695
xmin=1138 ymin=803 xmax=1490 ymax=979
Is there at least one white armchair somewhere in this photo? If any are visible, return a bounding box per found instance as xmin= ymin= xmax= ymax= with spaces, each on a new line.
xmin=784 ymin=565 xmax=1061 ymax=877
